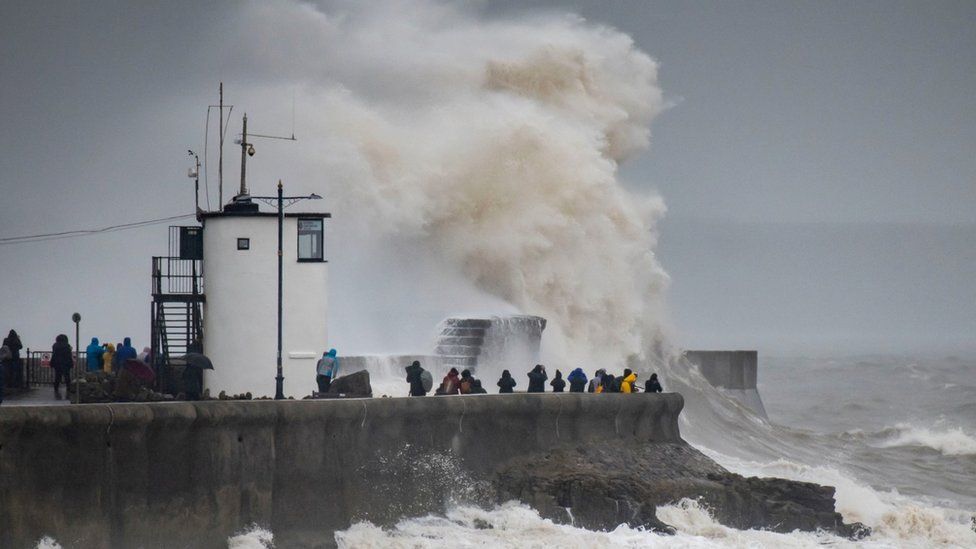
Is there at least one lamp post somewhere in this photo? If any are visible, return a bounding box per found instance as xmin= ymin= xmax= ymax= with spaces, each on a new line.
xmin=72 ymin=312 xmax=81 ymax=404
xmin=250 ymin=181 xmax=322 ymax=399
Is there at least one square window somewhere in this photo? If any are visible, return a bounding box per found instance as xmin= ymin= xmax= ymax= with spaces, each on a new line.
xmin=297 ymin=218 xmax=324 ymax=261
xmin=237 ymin=238 xmax=250 ymax=250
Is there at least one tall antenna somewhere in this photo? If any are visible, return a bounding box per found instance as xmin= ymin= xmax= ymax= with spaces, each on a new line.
xmin=218 ymin=82 xmax=224 ymax=210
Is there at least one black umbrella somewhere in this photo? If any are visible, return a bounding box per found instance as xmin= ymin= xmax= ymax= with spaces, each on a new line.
xmin=182 ymin=352 xmax=214 ymax=370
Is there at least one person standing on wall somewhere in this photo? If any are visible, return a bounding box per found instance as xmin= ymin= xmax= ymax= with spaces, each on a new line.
xmin=405 ymin=360 xmax=428 ymax=397
xmin=645 ymin=373 xmax=663 ymax=393
xmin=527 ymin=364 xmax=548 ymax=393
xmin=568 ymin=368 xmax=588 ymax=393
xmin=0 ymin=344 xmax=10 ymax=404
xmin=497 ymin=370 xmax=516 ymax=393
xmin=316 ymin=349 xmax=338 ymax=394
xmin=3 ymin=329 xmax=23 ymax=389
xmin=550 ymin=369 xmax=566 ymax=392
xmin=85 ymin=338 xmax=104 ymax=372
xmin=50 ymin=334 xmax=73 ymax=399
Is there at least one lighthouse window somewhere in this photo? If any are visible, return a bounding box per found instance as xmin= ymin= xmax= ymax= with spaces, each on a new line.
xmin=237 ymin=238 xmax=250 ymax=250
xmin=297 ymin=218 xmax=323 ymax=261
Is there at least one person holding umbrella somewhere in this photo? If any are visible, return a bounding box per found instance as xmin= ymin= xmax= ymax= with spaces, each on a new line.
xmin=181 ymin=351 xmax=213 ymax=401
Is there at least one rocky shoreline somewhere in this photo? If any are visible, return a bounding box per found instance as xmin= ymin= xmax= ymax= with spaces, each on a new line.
xmin=492 ymin=441 xmax=869 ymax=539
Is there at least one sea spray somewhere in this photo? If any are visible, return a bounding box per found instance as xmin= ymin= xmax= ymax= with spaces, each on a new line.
xmin=229 ymin=0 xmax=672 ymax=369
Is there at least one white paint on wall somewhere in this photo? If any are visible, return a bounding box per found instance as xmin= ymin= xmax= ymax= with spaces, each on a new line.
xmin=202 ymin=214 xmax=329 ymax=397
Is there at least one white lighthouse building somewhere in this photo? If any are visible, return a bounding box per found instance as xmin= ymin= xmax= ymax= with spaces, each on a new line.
xmin=199 ymin=200 xmax=330 ymax=397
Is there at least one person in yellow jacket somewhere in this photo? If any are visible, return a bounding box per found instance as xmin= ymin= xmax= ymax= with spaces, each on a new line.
xmin=102 ymin=343 xmax=115 ymax=373
xmin=620 ymin=368 xmax=638 ymax=393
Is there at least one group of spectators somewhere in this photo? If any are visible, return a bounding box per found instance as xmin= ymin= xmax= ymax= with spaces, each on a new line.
xmin=0 ymin=329 xmax=150 ymax=404
xmin=404 ymin=361 xmax=663 ymax=397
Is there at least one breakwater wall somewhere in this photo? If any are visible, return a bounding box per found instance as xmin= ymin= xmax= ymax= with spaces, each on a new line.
xmin=683 ymin=350 xmax=767 ymax=418
xmin=0 ymin=393 xmax=683 ymax=548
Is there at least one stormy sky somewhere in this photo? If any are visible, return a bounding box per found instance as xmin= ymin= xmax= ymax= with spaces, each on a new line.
xmin=1 ymin=0 xmax=973 ymax=357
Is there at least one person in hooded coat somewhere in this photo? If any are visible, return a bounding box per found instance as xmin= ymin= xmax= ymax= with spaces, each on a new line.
xmin=3 ymin=330 xmax=23 ymax=388
xmin=645 ymin=373 xmax=663 ymax=393
xmin=527 ymin=364 xmax=548 ymax=393
xmin=316 ymin=349 xmax=338 ymax=394
xmin=550 ymin=369 xmax=566 ymax=392
xmin=497 ymin=370 xmax=516 ymax=393
xmin=470 ymin=379 xmax=487 ymax=394
xmin=112 ymin=342 xmax=125 ymax=371
xmin=139 ymin=347 xmax=152 ymax=363
xmin=405 ymin=360 xmax=426 ymax=397
xmin=459 ymin=369 xmax=475 ymax=394
xmin=620 ymin=368 xmax=638 ymax=393
xmin=601 ymin=371 xmax=618 ymax=393
xmin=0 ymin=344 xmax=11 ymax=404
xmin=50 ymin=334 xmax=73 ymax=396
xmin=588 ymin=369 xmax=606 ymax=393
xmin=86 ymin=338 xmax=104 ymax=372
xmin=436 ymin=368 xmax=460 ymax=395
xmin=567 ymin=368 xmax=588 ymax=393
xmin=102 ymin=343 xmax=115 ymax=373
xmin=116 ymin=337 xmax=137 ymax=363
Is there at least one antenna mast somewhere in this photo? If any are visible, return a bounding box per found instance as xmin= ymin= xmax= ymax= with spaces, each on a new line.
xmin=218 ymin=82 xmax=224 ymax=210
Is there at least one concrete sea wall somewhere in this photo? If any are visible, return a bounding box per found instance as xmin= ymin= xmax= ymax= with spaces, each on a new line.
xmin=683 ymin=350 xmax=767 ymax=418
xmin=0 ymin=393 xmax=683 ymax=548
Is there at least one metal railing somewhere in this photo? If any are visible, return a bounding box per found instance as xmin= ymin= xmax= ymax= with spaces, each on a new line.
xmin=24 ymin=350 xmax=89 ymax=387
xmin=152 ymin=256 xmax=203 ymax=296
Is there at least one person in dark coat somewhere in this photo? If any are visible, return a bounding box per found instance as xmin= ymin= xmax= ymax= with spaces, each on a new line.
xmin=550 ymin=369 xmax=566 ymax=392
xmin=601 ymin=371 xmax=618 ymax=393
xmin=116 ymin=337 xmax=138 ymax=363
xmin=527 ymin=364 xmax=548 ymax=393
xmin=112 ymin=342 xmax=125 ymax=372
xmin=497 ymin=370 xmax=516 ymax=393
xmin=50 ymin=334 xmax=73 ymax=397
xmin=182 ymin=364 xmax=203 ymax=401
xmin=435 ymin=368 xmax=460 ymax=395
xmin=0 ymin=344 xmax=10 ymax=404
xmin=645 ymin=373 xmax=663 ymax=393
xmin=3 ymin=330 xmax=23 ymax=388
xmin=588 ymin=368 xmax=606 ymax=393
xmin=470 ymin=379 xmax=488 ymax=394
xmin=405 ymin=360 xmax=426 ymax=397
xmin=567 ymin=368 xmax=587 ymax=393
xmin=459 ymin=369 xmax=475 ymax=394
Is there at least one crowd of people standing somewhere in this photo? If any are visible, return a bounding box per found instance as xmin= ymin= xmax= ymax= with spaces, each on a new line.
xmin=0 ymin=328 xmax=148 ymax=403
xmin=404 ymin=361 xmax=664 ymax=397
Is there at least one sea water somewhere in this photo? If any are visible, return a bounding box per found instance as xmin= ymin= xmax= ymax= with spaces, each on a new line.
xmin=324 ymin=354 xmax=976 ymax=548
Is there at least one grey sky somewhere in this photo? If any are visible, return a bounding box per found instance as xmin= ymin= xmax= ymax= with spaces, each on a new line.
xmin=1 ymin=1 xmax=973 ymax=355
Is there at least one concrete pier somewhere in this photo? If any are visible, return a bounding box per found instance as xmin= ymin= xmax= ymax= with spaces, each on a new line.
xmin=684 ymin=350 xmax=768 ymax=418
xmin=0 ymin=394 xmax=683 ymax=548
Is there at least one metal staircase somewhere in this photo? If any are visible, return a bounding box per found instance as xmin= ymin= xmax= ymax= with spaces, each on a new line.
xmin=150 ymin=227 xmax=205 ymax=390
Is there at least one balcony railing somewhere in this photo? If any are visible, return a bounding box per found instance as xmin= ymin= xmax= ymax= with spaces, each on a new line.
xmin=152 ymin=256 xmax=203 ymax=296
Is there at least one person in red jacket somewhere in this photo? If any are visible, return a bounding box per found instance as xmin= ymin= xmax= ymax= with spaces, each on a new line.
xmin=435 ymin=367 xmax=461 ymax=395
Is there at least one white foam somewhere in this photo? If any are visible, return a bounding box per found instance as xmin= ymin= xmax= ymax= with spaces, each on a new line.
xmin=696 ymin=447 xmax=976 ymax=547
xmin=227 ymin=525 xmax=274 ymax=549
xmin=876 ymin=423 xmax=976 ymax=456
xmin=33 ymin=537 xmax=62 ymax=549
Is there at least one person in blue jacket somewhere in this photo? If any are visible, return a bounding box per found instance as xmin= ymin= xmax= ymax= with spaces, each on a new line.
xmin=116 ymin=337 xmax=138 ymax=363
xmin=316 ymin=348 xmax=338 ymax=393
xmin=567 ymin=368 xmax=588 ymax=392
xmin=85 ymin=337 xmax=104 ymax=372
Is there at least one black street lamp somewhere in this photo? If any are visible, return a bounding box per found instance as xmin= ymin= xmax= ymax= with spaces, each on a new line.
xmin=250 ymin=181 xmax=322 ymax=399
xmin=72 ymin=312 xmax=81 ymax=404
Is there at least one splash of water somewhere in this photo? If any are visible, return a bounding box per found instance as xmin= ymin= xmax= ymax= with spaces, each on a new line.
xmin=231 ymin=0 xmax=671 ymax=369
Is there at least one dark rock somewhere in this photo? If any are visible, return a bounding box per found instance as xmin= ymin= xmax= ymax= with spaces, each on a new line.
xmin=327 ymin=370 xmax=372 ymax=398
xmin=493 ymin=442 xmax=867 ymax=539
